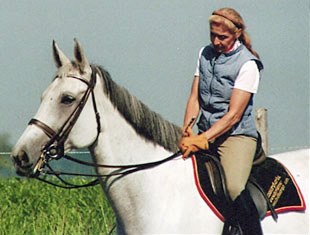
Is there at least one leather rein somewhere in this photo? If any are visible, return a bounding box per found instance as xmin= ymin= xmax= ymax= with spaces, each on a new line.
xmin=29 ymin=66 xmax=181 ymax=189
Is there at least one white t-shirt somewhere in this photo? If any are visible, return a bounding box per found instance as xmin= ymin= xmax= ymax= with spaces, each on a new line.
xmin=194 ymin=41 xmax=260 ymax=93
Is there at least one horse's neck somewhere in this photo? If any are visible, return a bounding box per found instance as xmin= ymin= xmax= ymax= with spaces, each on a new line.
xmin=91 ymin=99 xmax=193 ymax=228
xmin=92 ymin=96 xmax=178 ymax=184
xmin=96 ymin=107 xmax=170 ymax=163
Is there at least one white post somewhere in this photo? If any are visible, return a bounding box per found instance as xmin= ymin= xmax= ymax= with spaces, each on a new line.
xmin=255 ymin=108 xmax=269 ymax=155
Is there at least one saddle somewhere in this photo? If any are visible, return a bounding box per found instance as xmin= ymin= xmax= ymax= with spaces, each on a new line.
xmin=192 ymin=135 xmax=306 ymax=222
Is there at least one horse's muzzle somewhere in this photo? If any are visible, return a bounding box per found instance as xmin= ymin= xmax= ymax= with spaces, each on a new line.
xmin=12 ymin=152 xmax=39 ymax=178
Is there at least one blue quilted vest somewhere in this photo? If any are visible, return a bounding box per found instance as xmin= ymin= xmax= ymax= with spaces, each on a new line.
xmin=197 ymin=43 xmax=263 ymax=139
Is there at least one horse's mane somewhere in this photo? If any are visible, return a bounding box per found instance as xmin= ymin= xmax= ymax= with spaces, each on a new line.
xmin=95 ymin=65 xmax=182 ymax=153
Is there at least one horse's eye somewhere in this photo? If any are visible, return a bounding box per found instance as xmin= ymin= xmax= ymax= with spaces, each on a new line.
xmin=61 ymin=95 xmax=76 ymax=104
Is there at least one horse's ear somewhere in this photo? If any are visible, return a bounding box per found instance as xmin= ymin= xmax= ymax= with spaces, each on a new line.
xmin=52 ymin=40 xmax=71 ymax=68
xmin=74 ymin=38 xmax=91 ymax=73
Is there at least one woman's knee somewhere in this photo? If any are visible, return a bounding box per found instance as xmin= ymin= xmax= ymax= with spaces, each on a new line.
xmin=227 ymin=184 xmax=245 ymax=201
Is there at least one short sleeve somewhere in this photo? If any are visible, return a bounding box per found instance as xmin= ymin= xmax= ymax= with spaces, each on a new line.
xmin=234 ymin=60 xmax=260 ymax=93
xmin=194 ymin=47 xmax=204 ymax=77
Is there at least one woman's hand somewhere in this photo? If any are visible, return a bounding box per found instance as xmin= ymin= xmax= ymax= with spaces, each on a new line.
xmin=179 ymin=133 xmax=209 ymax=159
xmin=182 ymin=126 xmax=194 ymax=137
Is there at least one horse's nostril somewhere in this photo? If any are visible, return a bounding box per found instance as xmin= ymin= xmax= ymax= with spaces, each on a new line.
xmin=12 ymin=155 xmax=21 ymax=166
xmin=13 ymin=151 xmax=30 ymax=167
xmin=21 ymin=151 xmax=29 ymax=163
xmin=12 ymin=151 xmax=35 ymax=177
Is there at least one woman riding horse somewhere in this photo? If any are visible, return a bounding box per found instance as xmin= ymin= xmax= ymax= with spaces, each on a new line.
xmin=179 ymin=7 xmax=264 ymax=235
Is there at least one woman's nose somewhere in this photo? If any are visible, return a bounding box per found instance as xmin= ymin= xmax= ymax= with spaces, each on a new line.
xmin=213 ymin=37 xmax=221 ymax=46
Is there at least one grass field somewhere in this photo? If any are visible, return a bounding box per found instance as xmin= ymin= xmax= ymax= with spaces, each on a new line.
xmin=0 ymin=177 xmax=115 ymax=235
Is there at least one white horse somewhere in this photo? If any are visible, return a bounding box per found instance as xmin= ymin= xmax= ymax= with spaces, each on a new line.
xmin=12 ymin=40 xmax=309 ymax=235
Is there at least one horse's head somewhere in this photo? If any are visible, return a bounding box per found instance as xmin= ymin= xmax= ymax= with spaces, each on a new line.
xmin=12 ymin=39 xmax=101 ymax=177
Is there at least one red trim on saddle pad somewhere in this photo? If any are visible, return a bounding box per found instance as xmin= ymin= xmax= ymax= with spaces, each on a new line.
xmin=191 ymin=156 xmax=225 ymax=221
xmin=265 ymin=161 xmax=306 ymax=215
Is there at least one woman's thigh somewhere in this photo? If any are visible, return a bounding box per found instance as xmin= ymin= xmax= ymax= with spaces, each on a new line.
xmin=217 ymin=135 xmax=257 ymax=200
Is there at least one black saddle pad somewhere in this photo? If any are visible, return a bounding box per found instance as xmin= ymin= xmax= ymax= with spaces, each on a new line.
xmin=192 ymin=154 xmax=306 ymax=221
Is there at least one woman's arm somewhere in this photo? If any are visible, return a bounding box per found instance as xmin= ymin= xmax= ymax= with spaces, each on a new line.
xmin=203 ymin=88 xmax=252 ymax=141
xmin=182 ymin=76 xmax=200 ymax=134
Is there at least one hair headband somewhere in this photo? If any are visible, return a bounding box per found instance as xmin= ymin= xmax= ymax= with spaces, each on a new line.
xmin=212 ymin=11 xmax=243 ymax=29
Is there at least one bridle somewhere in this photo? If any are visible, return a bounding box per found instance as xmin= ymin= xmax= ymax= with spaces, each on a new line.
xmin=29 ymin=65 xmax=100 ymax=168
xmin=28 ymin=65 xmax=182 ymax=189
xmin=28 ymin=65 xmax=103 ymax=187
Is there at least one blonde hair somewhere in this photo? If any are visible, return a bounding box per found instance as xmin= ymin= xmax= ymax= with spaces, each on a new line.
xmin=209 ymin=8 xmax=260 ymax=58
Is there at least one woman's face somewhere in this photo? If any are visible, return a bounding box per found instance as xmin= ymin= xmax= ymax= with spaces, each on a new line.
xmin=210 ymin=22 xmax=239 ymax=53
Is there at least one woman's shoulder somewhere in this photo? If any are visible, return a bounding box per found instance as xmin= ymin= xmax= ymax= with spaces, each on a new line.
xmin=201 ymin=44 xmax=214 ymax=53
xmin=200 ymin=44 xmax=217 ymax=60
xmin=237 ymin=45 xmax=264 ymax=71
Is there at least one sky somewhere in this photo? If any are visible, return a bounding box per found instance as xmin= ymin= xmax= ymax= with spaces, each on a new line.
xmin=1 ymin=0 xmax=309 ymax=154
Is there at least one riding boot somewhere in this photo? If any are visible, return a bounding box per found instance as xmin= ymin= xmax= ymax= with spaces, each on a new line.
xmin=222 ymin=219 xmax=242 ymax=235
xmin=222 ymin=206 xmax=242 ymax=235
xmin=222 ymin=189 xmax=263 ymax=235
xmin=232 ymin=189 xmax=263 ymax=235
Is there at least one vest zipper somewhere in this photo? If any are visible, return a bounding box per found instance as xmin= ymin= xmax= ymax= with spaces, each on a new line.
xmin=207 ymin=57 xmax=217 ymax=107
xmin=206 ymin=57 xmax=218 ymax=127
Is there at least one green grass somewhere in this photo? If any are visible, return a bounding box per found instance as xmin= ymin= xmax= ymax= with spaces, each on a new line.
xmin=0 ymin=177 xmax=115 ymax=235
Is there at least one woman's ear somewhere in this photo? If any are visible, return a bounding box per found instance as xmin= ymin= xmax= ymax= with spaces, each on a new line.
xmin=235 ymin=29 xmax=242 ymax=39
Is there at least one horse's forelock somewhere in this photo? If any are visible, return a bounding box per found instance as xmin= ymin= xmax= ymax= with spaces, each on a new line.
xmin=54 ymin=61 xmax=80 ymax=78
xmin=95 ymin=65 xmax=182 ymax=152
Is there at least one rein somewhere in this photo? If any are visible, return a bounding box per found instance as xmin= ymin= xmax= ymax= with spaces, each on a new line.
xmin=28 ymin=65 xmax=182 ymax=189
xmin=37 ymin=151 xmax=182 ymax=189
